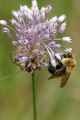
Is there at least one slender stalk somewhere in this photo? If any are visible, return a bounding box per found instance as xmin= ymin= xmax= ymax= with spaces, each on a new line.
xmin=32 ymin=71 xmax=37 ymax=120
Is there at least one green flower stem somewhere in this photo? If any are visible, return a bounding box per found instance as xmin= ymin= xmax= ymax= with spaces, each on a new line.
xmin=32 ymin=71 xmax=37 ymax=120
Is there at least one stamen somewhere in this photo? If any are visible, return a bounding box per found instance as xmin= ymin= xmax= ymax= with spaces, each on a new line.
xmin=58 ymin=14 xmax=66 ymax=22
xmin=0 ymin=20 xmax=7 ymax=26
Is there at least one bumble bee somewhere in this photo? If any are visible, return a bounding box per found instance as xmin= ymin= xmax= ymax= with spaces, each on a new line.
xmin=45 ymin=46 xmax=76 ymax=87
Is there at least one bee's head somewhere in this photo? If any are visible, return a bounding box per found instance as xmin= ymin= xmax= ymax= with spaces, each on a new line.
xmin=63 ymin=52 xmax=73 ymax=59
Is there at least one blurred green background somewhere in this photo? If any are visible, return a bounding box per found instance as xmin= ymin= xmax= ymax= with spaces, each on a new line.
xmin=0 ymin=0 xmax=80 ymax=120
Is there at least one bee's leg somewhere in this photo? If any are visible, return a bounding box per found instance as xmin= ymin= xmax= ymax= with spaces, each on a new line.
xmin=48 ymin=75 xmax=56 ymax=80
xmin=60 ymin=72 xmax=71 ymax=88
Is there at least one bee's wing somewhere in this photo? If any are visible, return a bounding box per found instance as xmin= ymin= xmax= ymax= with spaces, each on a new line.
xmin=60 ymin=72 xmax=71 ymax=88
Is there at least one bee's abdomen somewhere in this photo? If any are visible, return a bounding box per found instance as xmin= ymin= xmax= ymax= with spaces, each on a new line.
xmin=48 ymin=62 xmax=66 ymax=76
xmin=55 ymin=64 xmax=66 ymax=76
xmin=48 ymin=63 xmax=56 ymax=74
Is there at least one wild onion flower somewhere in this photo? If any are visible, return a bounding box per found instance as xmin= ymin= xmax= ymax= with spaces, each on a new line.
xmin=0 ymin=0 xmax=72 ymax=73
xmin=0 ymin=1 xmax=73 ymax=120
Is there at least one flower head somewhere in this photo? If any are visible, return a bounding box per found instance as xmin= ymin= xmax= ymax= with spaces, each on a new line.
xmin=0 ymin=0 xmax=72 ymax=72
